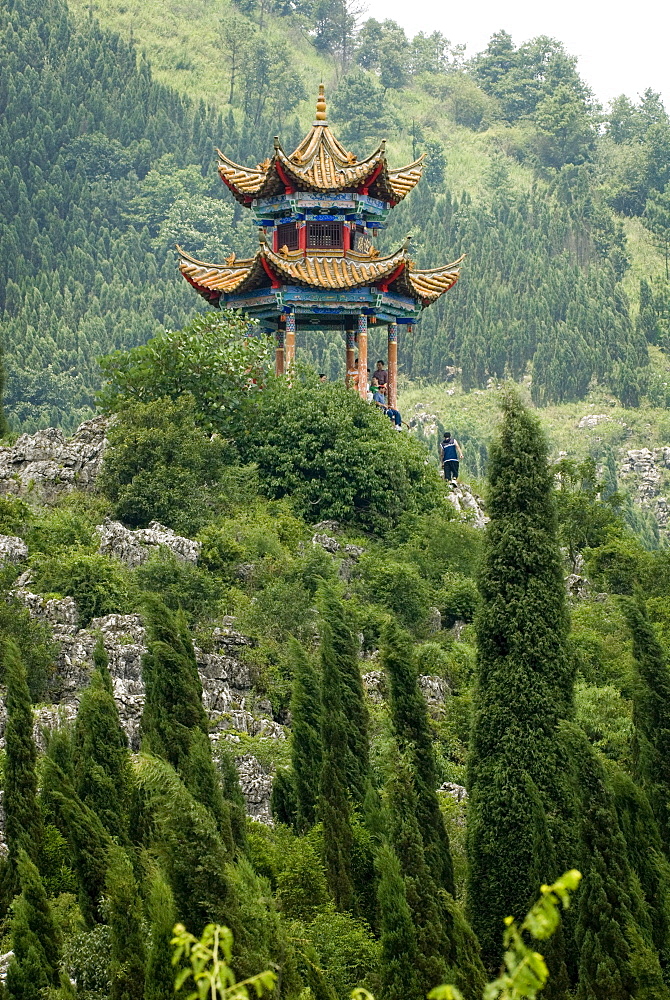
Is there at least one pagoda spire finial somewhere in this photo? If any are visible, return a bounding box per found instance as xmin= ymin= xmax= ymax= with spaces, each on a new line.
xmin=315 ymin=83 xmax=327 ymax=123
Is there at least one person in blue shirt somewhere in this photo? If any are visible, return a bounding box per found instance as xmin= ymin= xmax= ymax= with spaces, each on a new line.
xmin=440 ymin=432 xmax=463 ymax=481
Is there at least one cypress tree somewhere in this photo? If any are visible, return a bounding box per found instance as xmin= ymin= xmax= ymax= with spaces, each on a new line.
xmin=289 ymin=637 xmax=322 ymax=832
xmin=73 ymin=644 xmax=132 ymax=841
xmin=381 ymin=619 xmax=454 ymax=895
xmin=106 ymin=845 xmax=145 ymax=1000
xmin=6 ymin=850 xmax=60 ymax=1000
xmin=375 ymin=843 xmax=419 ymax=1000
xmin=141 ymin=598 xmax=225 ymax=826
xmin=467 ymin=388 xmax=574 ymax=970
xmin=217 ymin=746 xmax=248 ymax=853
xmin=620 ymin=597 xmax=670 ymax=848
xmin=3 ymin=640 xmax=42 ymax=873
xmin=144 ymin=869 xmax=177 ymax=1000
xmin=318 ymin=584 xmax=369 ymax=803
xmin=41 ymin=757 xmax=112 ymax=925
xmin=558 ymin=724 xmax=667 ymax=1000
xmin=319 ymin=613 xmax=355 ymax=912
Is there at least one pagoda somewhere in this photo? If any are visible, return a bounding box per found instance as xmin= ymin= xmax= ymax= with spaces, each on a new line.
xmin=178 ymin=85 xmax=464 ymax=406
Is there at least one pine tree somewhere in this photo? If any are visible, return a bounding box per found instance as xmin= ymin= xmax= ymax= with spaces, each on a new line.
xmin=3 ymin=640 xmax=42 ymax=873
xmin=6 ymin=850 xmax=60 ymax=1000
xmin=141 ymin=598 xmax=225 ymax=826
xmin=319 ymin=612 xmax=355 ymax=912
xmin=217 ymin=746 xmax=248 ymax=854
xmin=381 ymin=619 xmax=454 ymax=895
xmin=620 ymin=597 xmax=670 ymax=848
xmin=106 ymin=845 xmax=145 ymax=1000
xmin=73 ymin=641 xmax=132 ymax=841
xmin=289 ymin=637 xmax=323 ymax=832
xmin=375 ymin=844 xmax=419 ymax=1000
xmin=467 ymin=387 xmax=574 ymax=970
xmin=144 ymin=869 xmax=177 ymax=1000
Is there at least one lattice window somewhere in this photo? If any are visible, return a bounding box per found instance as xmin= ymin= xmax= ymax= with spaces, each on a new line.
xmin=276 ymin=221 xmax=299 ymax=250
xmin=308 ymin=222 xmax=343 ymax=248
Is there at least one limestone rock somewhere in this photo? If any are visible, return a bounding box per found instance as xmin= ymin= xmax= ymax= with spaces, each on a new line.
xmin=426 ymin=606 xmax=442 ymax=634
xmin=312 ymin=520 xmax=341 ymax=535
xmin=418 ymin=674 xmax=450 ymax=711
xmin=312 ymin=533 xmax=340 ymax=553
xmin=0 ymin=416 xmax=109 ymax=500
xmin=566 ymin=574 xmax=589 ymax=599
xmin=96 ymin=520 xmax=201 ymax=567
xmin=235 ymin=754 xmax=273 ymax=824
xmin=362 ymin=670 xmax=386 ymax=704
xmin=0 ymin=535 xmax=28 ymax=563
xmin=438 ymin=782 xmax=468 ymax=803
xmin=445 ymin=483 xmax=488 ymax=529
xmin=578 ymin=414 xmax=610 ymax=429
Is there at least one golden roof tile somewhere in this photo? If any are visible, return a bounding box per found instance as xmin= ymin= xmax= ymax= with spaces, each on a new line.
xmin=215 ymin=88 xmax=425 ymax=204
xmin=178 ymin=243 xmax=464 ymax=308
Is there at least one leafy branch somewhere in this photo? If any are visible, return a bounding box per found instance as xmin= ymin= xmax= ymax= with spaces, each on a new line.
xmin=171 ymin=923 xmax=276 ymax=1000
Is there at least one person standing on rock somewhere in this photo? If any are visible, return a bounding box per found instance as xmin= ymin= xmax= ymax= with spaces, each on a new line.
xmin=441 ymin=432 xmax=463 ymax=482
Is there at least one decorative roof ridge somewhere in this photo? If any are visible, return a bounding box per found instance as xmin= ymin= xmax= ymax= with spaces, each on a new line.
xmin=263 ymin=244 xmax=406 ymax=268
xmin=387 ymin=153 xmax=426 ymax=176
xmin=176 ymin=244 xmax=256 ymax=269
xmin=412 ymin=254 xmax=466 ymax=274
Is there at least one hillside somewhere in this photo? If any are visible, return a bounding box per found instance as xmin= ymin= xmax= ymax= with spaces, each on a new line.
xmin=2 ymin=0 xmax=670 ymax=432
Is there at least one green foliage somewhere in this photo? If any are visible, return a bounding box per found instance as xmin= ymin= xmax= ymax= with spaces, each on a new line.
xmin=73 ymin=644 xmax=132 ymax=841
xmin=171 ymin=923 xmax=276 ymax=1000
xmin=0 ymin=598 xmax=55 ymax=702
xmin=236 ymin=375 xmax=444 ymax=535
xmin=144 ymin=870 xmax=178 ymax=1000
xmin=3 ymin=640 xmax=43 ymax=873
xmin=105 ymin=845 xmax=145 ymax=1000
xmin=33 ymin=553 xmax=130 ymax=627
xmin=134 ymin=550 xmax=225 ymax=625
xmin=6 ymin=851 xmax=61 ymax=1000
xmin=620 ymin=598 xmax=670 ymax=847
xmin=98 ymin=395 xmax=237 ymax=534
xmin=289 ymin=638 xmax=323 ymax=833
xmin=141 ymin=598 xmax=225 ymax=825
xmin=381 ymin=619 xmax=454 ymax=896
xmin=467 ymin=389 xmax=573 ymax=970
xmin=375 ymin=844 xmax=418 ymax=1000
xmin=99 ymin=313 xmax=271 ymax=433
xmin=304 ymin=908 xmax=380 ymax=998
xmin=275 ymin=839 xmax=330 ymax=920
xmin=359 ymin=558 xmax=431 ymax=633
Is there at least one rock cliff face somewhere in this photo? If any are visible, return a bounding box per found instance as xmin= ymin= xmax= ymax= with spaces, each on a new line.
xmin=618 ymin=447 xmax=670 ymax=533
xmin=0 ymin=417 xmax=109 ymax=499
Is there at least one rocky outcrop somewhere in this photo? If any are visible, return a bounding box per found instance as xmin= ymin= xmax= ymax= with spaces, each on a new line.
xmin=96 ymin=520 xmax=201 ymax=567
xmin=0 ymin=535 xmax=28 ymax=563
xmin=234 ymin=754 xmax=273 ymax=825
xmin=0 ymin=417 xmax=109 ymax=500
xmin=618 ymin=447 xmax=670 ymax=532
xmin=578 ymin=414 xmax=610 ymax=430
xmin=445 ymin=482 xmax=488 ymax=528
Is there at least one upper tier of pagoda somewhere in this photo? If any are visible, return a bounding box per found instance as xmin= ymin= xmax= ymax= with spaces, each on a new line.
xmin=217 ymin=86 xmax=425 ymax=207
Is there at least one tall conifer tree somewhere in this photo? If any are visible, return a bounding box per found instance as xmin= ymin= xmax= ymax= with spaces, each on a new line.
xmin=144 ymin=869 xmax=177 ymax=1000
xmin=289 ymin=637 xmax=323 ymax=832
xmin=141 ymin=598 xmax=225 ymax=826
xmin=106 ymin=845 xmax=146 ymax=1000
xmin=467 ymin=388 xmax=574 ymax=969
xmin=6 ymin=851 xmax=60 ymax=1000
xmin=319 ymin=612 xmax=355 ymax=912
xmin=375 ymin=843 xmax=419 ymax=1000
xmin=73 ymin=641 xmax=132 ymax=841
xmin=620 ymin=598 xmax=670 ymax=848
xmin=381 ymin=619 xmax=454 ymax=895
xmin=3 ymin=640 xmax=42 ymax=872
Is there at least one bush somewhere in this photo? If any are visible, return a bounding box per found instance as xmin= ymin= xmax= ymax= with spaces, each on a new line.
xmin=0 ymin=599 xmax=55 ymax=700
xmin=235 ymin=374 xmax=444 ymax=535
xmin=306 ymin=908 xmax=380 ymax=998
xmin=358 ymin=557 xmax=431 ymax=632
xmin=0 ymin=496 xmax=32 ymax=536
xmin=33 ymin=553 xmax=130 ymax=626
xmin=133 ymin=549 xmax=225 ymax=624
xmin=575 ymin=680 xmax=633 ymax=764
xmin=438 ymin=572 xmax=480 ymax=627
xmin=98 ymin=395 xmax=236 ymax=535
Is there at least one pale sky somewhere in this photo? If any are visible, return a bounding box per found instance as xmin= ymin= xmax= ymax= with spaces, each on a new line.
xmin=362 ymin=0 xmax=670 ymax=110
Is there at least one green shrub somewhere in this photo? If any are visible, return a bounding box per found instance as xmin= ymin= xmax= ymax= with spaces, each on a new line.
xmin=0 ymin=496 xmax=32 ymax=536
xmin=359 ymin=557 xmax=431 ymax=632
xmin=0 ymin=599 xmax=55 ymax=701
xmin=238 ymin=579 xmax=317 ymax=642
xmin=27 ymin=507 xmax=98 ymax=557
xmin=575 ymin=680 xmax=633 ymax=764
xmin=276 ymin=840 xmax=330 ymax=920
xmin=98 ymin=395 xmax=236 ymax=535
xmin=305 ymin=908 xmax=380 ymax=998
xmin=133 ymin=549 xmax=225 ymax=624
xmin=33 ymin=553 xmax=130 ymax=626
xmin=438 ymin=572 xmax=480 ymax=627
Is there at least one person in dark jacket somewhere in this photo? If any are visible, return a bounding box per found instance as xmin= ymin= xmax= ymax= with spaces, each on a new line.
xmin=440 ymin=432 xmax=463 ymax=481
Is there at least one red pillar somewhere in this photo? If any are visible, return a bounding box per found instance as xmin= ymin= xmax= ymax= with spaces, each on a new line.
xmin=357 ymin=314 xmax=368 ymax=400
xmin=387 ymin=322 xmax=398 ymax=408
xmin=345 ymin=324 xmax=356 ymax=387
xmin=275 ymin=325 xmax=285 ymax=376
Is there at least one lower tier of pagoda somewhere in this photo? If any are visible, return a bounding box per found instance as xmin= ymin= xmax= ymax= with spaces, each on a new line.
xmin=177 ymin=242 xmax=463 ymax=325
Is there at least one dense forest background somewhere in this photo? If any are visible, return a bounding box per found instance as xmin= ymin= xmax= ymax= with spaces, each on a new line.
xmin=2 ymin=0 xmax=670 ymax=430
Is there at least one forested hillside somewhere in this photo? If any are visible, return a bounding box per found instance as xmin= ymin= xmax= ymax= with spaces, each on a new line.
xmin=2 ymin=0 xmax=670 ymax=430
